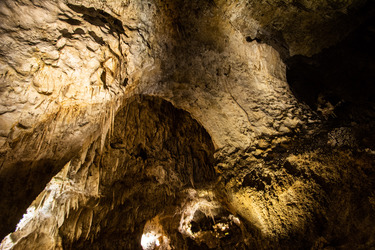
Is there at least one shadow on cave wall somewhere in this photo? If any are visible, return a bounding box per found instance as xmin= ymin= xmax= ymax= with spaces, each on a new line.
xmin=286 ymin=7 xmax=375 ymax=119
xmin=286 ymin=9 xmax=375 ymax=148
xmin=0 ymin=148 xmax=73 ymax=240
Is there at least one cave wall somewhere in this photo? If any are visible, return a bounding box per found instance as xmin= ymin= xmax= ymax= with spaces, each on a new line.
xmin=0 ymin=0 xmax=375 ymax=249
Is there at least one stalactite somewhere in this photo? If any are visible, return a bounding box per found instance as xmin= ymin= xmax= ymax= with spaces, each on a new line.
xmin=1 ymin=0 xmax=375 ymax=249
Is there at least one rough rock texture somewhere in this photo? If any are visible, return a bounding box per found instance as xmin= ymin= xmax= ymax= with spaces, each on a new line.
xmin=218 ymin=0 xmax=373 ymax=57
xmin=0 ymin=0 xmax=131 ymax=238
xmin=0 ymin=0 xmax=375 ymax=249
xmin=2 ymin=95 xmax=217 ymax=249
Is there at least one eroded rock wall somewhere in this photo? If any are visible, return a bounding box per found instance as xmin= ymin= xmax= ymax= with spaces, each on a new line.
xmin=1 ymin=95 xmax=217 ymax=249
xmin=0 ymin=0 xmax=152 ymax=238
xmin=0 ymin=0 xmax=375 ymax=249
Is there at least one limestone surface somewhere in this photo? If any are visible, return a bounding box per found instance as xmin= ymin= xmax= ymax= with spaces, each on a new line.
xmin=0 ymin=0 xmax=374 ymax=249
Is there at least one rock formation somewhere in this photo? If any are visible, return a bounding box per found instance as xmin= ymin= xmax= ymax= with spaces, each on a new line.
xmin=0 ymin=0 xmax=374 ymax=249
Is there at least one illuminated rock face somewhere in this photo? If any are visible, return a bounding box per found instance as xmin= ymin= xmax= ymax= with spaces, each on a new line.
xmin=0 ymin=0 xmax=375 ymax=249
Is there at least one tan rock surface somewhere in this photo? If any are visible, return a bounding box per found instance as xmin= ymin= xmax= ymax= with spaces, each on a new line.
xmin=0 ymin=0 xmax=374 ymax=249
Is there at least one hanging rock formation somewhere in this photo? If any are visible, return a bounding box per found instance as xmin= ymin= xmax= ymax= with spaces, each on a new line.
xmin=0 ymin=0 xmax=375 ymax=249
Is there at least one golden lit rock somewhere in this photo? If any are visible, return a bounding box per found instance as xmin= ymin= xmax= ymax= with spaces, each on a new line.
xmin=0 ymin=0 xmax=375 ymax=249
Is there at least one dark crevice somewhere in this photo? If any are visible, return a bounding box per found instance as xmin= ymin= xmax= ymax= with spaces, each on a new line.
xmin=59 ymin=29 xmax=73 ymax=39
xmin=100 ymin=69 xmax=107 ymax=89
xmin=286 ymin=7 xmax=375 ymax=131
xmin=88 ymin=31 xmax=105 ymax=45
xmin=0 ymin=159 xmax=68 ymax=239
xmin=73 ymin=28 xmax=85 ymax=35
xmin=245 ymin=36 xmax=262 ymax=43
xmin=121 ymin=77 xmax=128 ymax=87
xmin=58 ymin=17 xmax=82 ymax=26
xmin=67 ymin=4 xmax=125 ymax=36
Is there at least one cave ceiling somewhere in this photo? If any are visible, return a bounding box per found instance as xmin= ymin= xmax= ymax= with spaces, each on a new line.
xmin=0 ymin=0 xmax=375 ymax=249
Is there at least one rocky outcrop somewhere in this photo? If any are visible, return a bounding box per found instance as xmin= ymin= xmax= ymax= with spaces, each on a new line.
xmin=0 ymin=0 xmax=374 ymax=249
xmin=0 ymin=0 xmax=131 ymax=238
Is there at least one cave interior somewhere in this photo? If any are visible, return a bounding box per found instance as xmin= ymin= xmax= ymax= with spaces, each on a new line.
xmin=0 ymin=0 xmax=375 ymax=249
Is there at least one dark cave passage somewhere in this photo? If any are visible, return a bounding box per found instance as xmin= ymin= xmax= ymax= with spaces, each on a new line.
xmin=286 ymin=9 xmax=375 ymax=151
xmin=286 ymin=7 xmax=375 ymax=127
